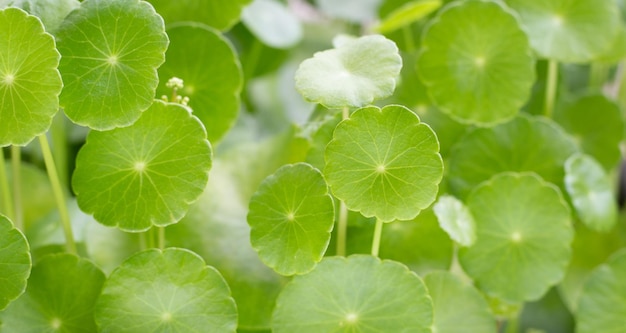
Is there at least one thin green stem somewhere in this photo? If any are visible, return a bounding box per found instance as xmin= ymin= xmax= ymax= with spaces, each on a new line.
xmin=336 ymin=201 xmax=348 ymax=256
xmin=503 ymin=314 xmax=519 ymax=333
xmin=158 ymin=227 xmax=165 ymax=250
xmin=402 ymin=25 xmax=416 ymax=53
xmin=139 ymin=232 xmax=148 ymax=251
xmin=11 ymin=146 xmax=22 ymax=230
xmin=544 ymin=60 xmax=559 ymax=118
xmin=371 ymin=218 xmax=384 ymax=257
xmin=244 ymin=38 xmax=263 ymax=80
xmin=39 ymin=135 xmax=76 ymax=254
xmin=0 ymin=149 xmax=15 ymax=221
xmin=589 ymin=63 xmax=610 ymax=91
xmin=51 ymin=112 xmax=68 ymax=190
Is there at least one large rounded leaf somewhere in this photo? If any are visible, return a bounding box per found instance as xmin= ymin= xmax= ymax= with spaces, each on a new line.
xmin=0 ymin=215 xmax=30 ymax=311
xmin=72 ymin=100 xmax=212 ymax=232
xmin=417 ymin=0 xmax=535 ymax=125
xmin=324 ymin=105 xmax=443 ymax=222
xmin=505 ymin=0 xmax=621 ymax=63
xmin=247 ymin=163 xmax=334 ymax=276
xmin=295 ymin=34 xmax=402 ymax=108
xmin=448 ymin=115 xmax=578 ymax=198
xmin=0 ymin=253 xmax=105 ymax=332
xmin=0 ymin=7 xmax=61 ymax=146
xmin=460 ymin=173 xmax=574 ymax=303
xmin=564 ymin=153 xmax=617 ymax=233
xmin=156 ymin=23 xmax=242 ymax=143
xmin=149 ymin=0 xmax=250 ymax=31
xmin=56 ymin=0 xmax=168 ymax=130
xmin=424 ymin=271 xmax=496 ymax=333
xmin=576 ymin=249 xmax=626 ymax=333
xmin=272 ymin=255 xmax=433 ymax=333
xmin=95 ymin=248 xmax=237 ymax=333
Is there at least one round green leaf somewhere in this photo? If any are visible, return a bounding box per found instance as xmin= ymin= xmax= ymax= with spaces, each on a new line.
xmin=505 ymin=0 xmax=621 ymax=63
xmin=241 ymin=0 xmax=302 ymax=49
xmin=148 ymin=0 xmax=250 ymax=31
xmin=564 ymin=153 xmax=617 ymax=233
xmin=448 ymin=115 xmax=578 ymax=198
xmin=156 ymin=23 xmax=242 ymax=143
xmin=0 ymin=215 xmax=30 ymax=311
xmin=95 ymin=248 xmax=237 ymax=333
xmin=375 ymin=0 xmax=442 ymax=33
xmin=417 ymin=0 xmax=535 ymax=125
xmin=554 ymin=94 xmax=624 ymax=170
xmin=0 ymin=253 xmax=105 ymax=332
xmin=295 ymin=34 xmax=402 ymax=108
xmin=0 ymin=7 xmax=62 ymax=147
xmin=433 ymin=195 xmax=476 ymax=247
xmin=324 ymin=105 xmax=443 ymax=222
xmin=247 ymin=163 xmax=334 ymax=276
xmin=272 ymin=255 xmax=433 ymax=333
xmin=460 ymin=173 xmax=574 ymax=303
xmin=72 ymin=100 xmax=212 ymax=232
xmin=56 ymin=0 xmax=168 ymax=130
xmin=576 ymin=249 xmax=626 ymax=333
xmin=424 ymin=271 xmax=496 ymax=333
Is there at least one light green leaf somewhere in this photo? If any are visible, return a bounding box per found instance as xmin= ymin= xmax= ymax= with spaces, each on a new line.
xmin=417 ymin=0 xmax=535 ymax=125
xmin=156 ymin=23 xmax=242 ymax=144
xmin=95 ymin=248 xmax=237 ymax=333
xmin=324 ymin=105 xmax=443 ymax=222
xmin=247 ymin=163 xmax=334 ymax=276
xmin=72 ymin=100 xmax=212 ymax=232
xmin=272 ymin=255 xmax=433 ymax=333
xmin=0 ymin=253 xmax=105 ymax=332
xmin=56 ymin=0 xmax=168 ymax=130
xmin=295 ymin=34 xmax=402 ymax=108
xmin=448 ymin=115 xmax=578 ymax=198
xmin=148 ymin=0 xmax=251 ymax=31
xmin=241 ymin=0 xmax=302 ymax=49
xmin=315 ymin=0 xmax=381 ymax=22
xmin=576 ymin=249 xmax=626 ymax=333
xmin=375 ymin=0 xmax=442 ymax=33
xmin=0 ymin=0 xmax=79 ymax=32
xmin=0 ymin=7 xmax=61 ymax=147
xmin=554 ymin=94 xmax=624 ymax=170
xmin=505 ymin=0 xmax=621 ymax=63
xmin=564 ymin=153 xmax=617 ymax=233
xmin=460 ymin=173 xmax=574 ymax=303
xmin=0 ymin=215 xmax=30 ymax=311
xmin=433 ymin=195 xmax=476 ymax=247
xmin=424 ymin=271 xmax=496 ymax=333
xmin=305 ymin=111 xmax=342 ymax=170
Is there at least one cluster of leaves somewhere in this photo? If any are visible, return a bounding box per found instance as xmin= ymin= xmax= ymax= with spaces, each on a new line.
xmin=1 ymin=0 xmax=626 ymax=332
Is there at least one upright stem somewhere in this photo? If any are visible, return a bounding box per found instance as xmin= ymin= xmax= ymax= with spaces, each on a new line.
xmin=544 ymin=60 xmax=559 ymax=118
xmin=336 ymin=106 xmax=351 ymax=257
xmin=503 ymin=315 xmax=519 ymax=333
xmin=51 ymin=112 xmax=68 ymax=190
xmin=0 ymin=149 xmax=15 ymax=221
xmin=139 ymin=232 xmax=148 ymax=251
xmin=244 ymin=38 xmax=263 ymax=80
xmin=39 ymin=135 xmax=76 ymax=254
xmin=158 ymin=227 xmax=165 ymax=250
xmin=371 ymin=218 xmax=384 ymax=257
xmin=402 ymin=25 xmax=416 ymax=53
xmin=11 ymin=146 xmax=22 ymax=229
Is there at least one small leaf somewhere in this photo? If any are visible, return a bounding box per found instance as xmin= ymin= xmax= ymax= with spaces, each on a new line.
xmin=424 ymin=271 xmax=496 ymax=333
xmin=72 ymin=100 xmax=212 ymax=232
xmin=0 ymin=253 xmax=105 ymax=332
xmin=324 ymin=105 xmax=443 ymax=222
xmin=315 ymin=0 xmax=381 ymax=23
xmin=433 ymin=195 xmax=476 ymax=247
xmin=448 ymin=115 xmax=578 ymax=198
xmin=564 ymin=153 xmax=617 ymax=233
xmin=576 ymin=249 xmax=626 ymax=333
xmin=418 ymin=0 xmax=535 ymax=125
xmin=375 ymin=0 xmax=442 ymax=33
xmin=156 ymin=23 xmax=242 ymax=144
xmin=56 ymin=0 xmax=168 ymax=130
xmin=247 ymin=163 xmax=335 ymax=276
xmin=0 ymin=215 xmax=30 ymax=311
xmin=95 ymin=248 xmax=237 ymax=333
xmin=295 ymin=34 xmax=402 ymax=108
xmin=0 ymin=7 xmax=62 ymax=146
xmin=272 ymin=255 xmax=433 ymax=333
xmin=505 ymin=0 xmax=621 ymax=63
xmin=241 ymin=0 xmax=302 ymax=49
xmin=148 ymin=0 xmax=251 ymax=31
xmin=460 ymin=172 xmax=574 ymax=303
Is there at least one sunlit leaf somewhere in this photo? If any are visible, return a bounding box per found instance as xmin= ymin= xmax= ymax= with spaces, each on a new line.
xmin=72 ymin=100 xmax=212 ymax=232
xmin=433 ymin=195 xmax=476 ymax=247
xmin=149 ymin=0 xmax=251 ymax=31
xmin=315 ymin=0 xmax=381 ymax=22
xmin=375 ymin=0 xmax=442 ymax=33
xmin=241 ymin=0 xmax=302 ymax=49
xmin=95 ymin=248 xmax=237 ymax=333
xmin=324 ymin=105 xmax=443 ymax=222
xmin=0 ymin=215 xmax=30 ymax=311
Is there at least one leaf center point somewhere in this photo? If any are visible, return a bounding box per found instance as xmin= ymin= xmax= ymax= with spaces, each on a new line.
xmin=376 ymin=164 xmax=386 ymax=174
xmin=50 ymin=317 xmax=62 ymax=329
xmin=511 ymin=231 xmax=522 ymax=243
xmin=345 ymin=312 xmax=358 ymax=324
xmin=552 ymin=15 xmax=564 ymax=27
xmin=134 ymin=161 xmax=146 ymax=173
xmin=2 ymin=73 xmax=15 ymax=85
xmin=161 ymin=311 xmax=172 ymax=322
xmin=474 ymin=56 xmax=486 ymax=68
xmin=286 ymin=212 xmax=295 ymax=221
xmin=107 ymin=54 xmax=119 ymax=66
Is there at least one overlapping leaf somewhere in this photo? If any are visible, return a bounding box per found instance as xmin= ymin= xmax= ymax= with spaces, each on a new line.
xmin=241 ymin=0 xmax=302 ymax=49
xmin=0 ymin=215 xmax=30 ymax=311
xmin=149 ymin=0 xmax=250 ymax=31
xmin=433 ymin=195 xmax=476 ymax=247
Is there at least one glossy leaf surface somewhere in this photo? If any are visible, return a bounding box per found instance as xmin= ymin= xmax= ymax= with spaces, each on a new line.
xmin=73 ymin=101 xmax=212 ymax=231
xmin=433 ymin=195 xmax=476 ymax=247
xmin=0 ymin=215 xmax=30 ymax=311
xmin=324 ymin=105 xmax=443 ymax=222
